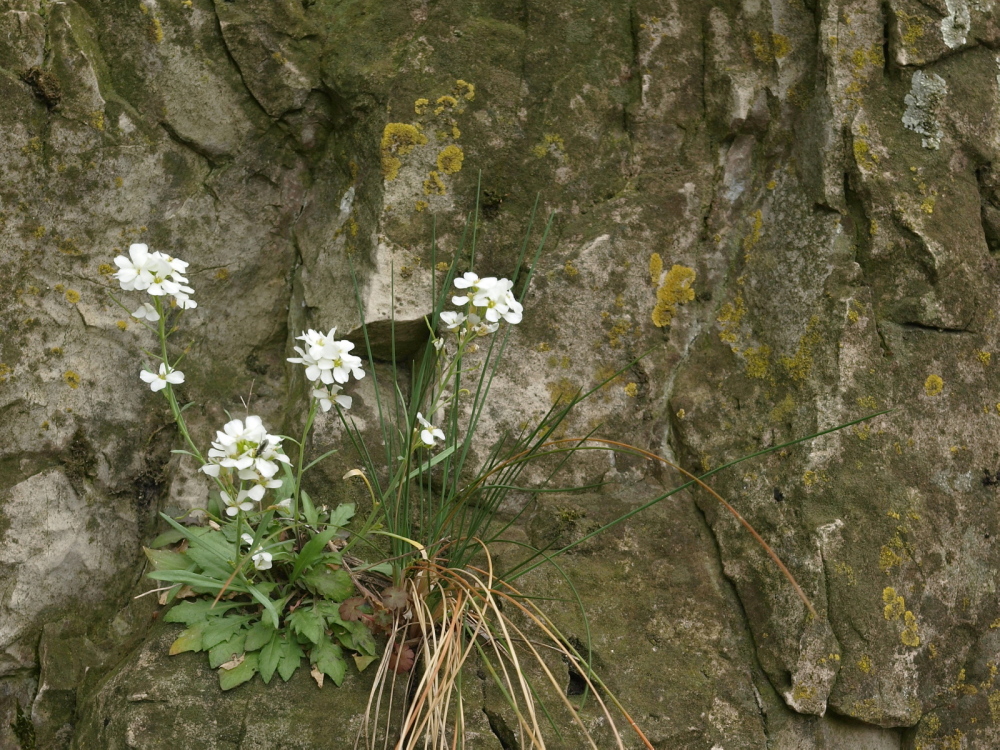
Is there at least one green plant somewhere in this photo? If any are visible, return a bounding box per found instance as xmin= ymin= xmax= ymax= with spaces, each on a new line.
xmin=114 ymin=205 xmax=883 ymax=748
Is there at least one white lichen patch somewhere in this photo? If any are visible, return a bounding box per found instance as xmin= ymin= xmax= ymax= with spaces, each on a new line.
xmin=941 ymin=0 xmax=971 ymax=48
xmin=903 ymin=71 xmax=947 ymax=149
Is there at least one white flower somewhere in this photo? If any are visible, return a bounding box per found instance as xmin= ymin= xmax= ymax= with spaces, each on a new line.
xmin=467 ymin=313 xmax=499 ymax=336
xmin=312 ymin=385 xmax=352 ymax=412
xmin=452 ymin=272 xmax=497 ymax=306
xmin=200 ymin=462 xmax=221 ymax=477
xmin=252 ymin=550 xmax=273 ymax=571
xmin=239 ymin=475 xmax=283 ymax=501
xmin=241 ymin=533 xmax=255 ymax=546
xmin=473 ymin=278 xmax=522 ymax=325
xmin=221 ymin=489 xmax=254 ymax=516
xmin=131 ymin=302 xmax=160 ymax=321
xmin=114 ymin=244 xmax=155 ymax=291
xmin=439 ymin=310 xmax=466 ymax=330
xmin=276 ymin=498 xmax=291 ymax=510
xmin=139 ymin=363 xmax=184 ymax=392
xmin=288 ymin=328 xmax=365 ymax=384
xmin=416 ymin=412 xmax=445 ymax=447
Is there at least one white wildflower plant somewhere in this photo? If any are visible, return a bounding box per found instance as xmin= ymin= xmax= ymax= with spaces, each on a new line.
xmin=117 ymin=204 xmax=866 ymax=750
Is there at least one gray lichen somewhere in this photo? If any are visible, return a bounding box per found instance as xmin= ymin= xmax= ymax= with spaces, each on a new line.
xmin=902 ymin=70 xmax=947 ymax=149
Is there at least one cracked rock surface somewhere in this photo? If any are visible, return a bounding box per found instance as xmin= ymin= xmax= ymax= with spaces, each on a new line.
xmin=2 ymin=0 xmax=1000 ymax=747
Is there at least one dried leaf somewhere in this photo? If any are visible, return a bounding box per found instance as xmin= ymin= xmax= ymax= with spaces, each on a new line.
xmin=381 ymin=586 xmax=409 ymax=611
xmin=310 ymin=666 xmax=324 ymax=687
xmin=219 ymin=653 xmax=245 ymax=671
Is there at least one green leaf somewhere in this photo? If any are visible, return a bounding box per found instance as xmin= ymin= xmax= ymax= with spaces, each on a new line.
xmin=259 ymin=631 xmax=282 ymax=684
xmin=300 ymin=567 xmax=354 ymax=601
xmin=278 ymin=638 xmax=304 ymax=682
xmin=148 ymin=570 xmax=247 ymax=594
xmin=300 ymin=489 xmax=318 ymax=526
xmin=405 ymin=444 xmax=455 ymax=481
xmin=288 ymin=607 xmax=324 ymax=645
xmin=163 ymin=600 xmax=239 ymax=625
xmin=246 ymin=584 xmax=282 ymax=630
xmin=353 ymin=654 xmax=377 ymax=672
xmin=219 ymin=651 xmax=258 ymax=691
xmin=202 ymin=615 xmax=255 ymax=650
xmin=311 ymin=639 xmax=347 ymax=686
xmin=344 ymin=621 xmax=377 ymax=656
xmin=289 ymin=528 xmax=341 ymax=583
xmin=143 ymin=547 xmax=190 ymax=572
xmin=327 ymin=503 xmax=356 ymax=528
xmin=244 ymin=621 xmax=274 ymax=652
xmin=209 ymin=633 xmax=247 ymax=669
xmin=149 ymin=529 xmax=186 ymax=548
xmin=169 ymin=622 xmax=208 ymax=654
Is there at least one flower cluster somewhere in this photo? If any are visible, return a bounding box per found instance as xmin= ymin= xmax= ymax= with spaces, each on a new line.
xmin=288 ymin=328 xmax=365 ymax=411
xmin=442 ymin=272 xmax=523 ymax=335
xmin=200 ymin=416 xmax=291 ymax=507
xmin=113 ymin=243 xmax=196 ymax=393
xmin=114 ymin=243 xmax=197 ymax=311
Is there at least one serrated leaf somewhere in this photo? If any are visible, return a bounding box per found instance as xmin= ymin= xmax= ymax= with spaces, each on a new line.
xmin=337 ymin=597 xmax=369 ymax=622
xmin=311 ymin=639 xmax=347 ymax=686
xmin=149 ymin=529 xmax=186 ymax=549
xmin=381 ymin=586 xmax=409 ymax=611
xmin=327 ymin=503 xmax=356 ymax=528
xmin=143 ymin=547 xmax=190 ymax=572
xmin=164 ymin=600 xmax=218 ymax=625
xmin=288 ymin=607 xmax=324 ymax=645
xmin=259 ymin=631 xmax=282 ymax=684
xmin=301 ymin=567 xmax=354 ymax=601
xmin=278 ymin=638 xmax=304 ymax=682
xmin=353 ymin=654 xmax=377 ymax=672
xmin=202 ymin=615 xmax=254 ymax=650
xmin=244 ymin=621 xmax=274 ymax=652
xmin=345 ymin=621 xmax=377 ymax=656
xmin=209 ymin=633 xmax=247 ymax=669
xmin=169 ymin=622 xmax=207 ymax=655
xmin=219 ymin=651 xmax=258 ymax=691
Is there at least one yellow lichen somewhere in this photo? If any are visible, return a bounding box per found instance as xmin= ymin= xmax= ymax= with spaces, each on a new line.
xmin=532 ymin=133 xmax=566 ymax=159
xmin=920 ymin=196 xmax=935 ymax=214
xmin=434 ymin=95 xmax=458 ymax=116
xmin=766 ymin=180 xmax=777 ymax=190
xmin=883 ymin=587 xmax=906 ymax=620
xmin=743 ymin=345 xmax=771 ymax=379
xmin=455 ymin=79 xmax=475 ymax=101
xmin=750 ymin=31 xmax=771 ymax=62
xmin=717 ymin=294 xmax=746 ymax=344
xmin=834 ymin=561 xmax=857 ymax=586
xmin=742 ymin=210 xmax=763 ymax=256
xmin=676 ymin=408 xmax=686 ymax=419
xmin=857 ymin=655 xmax=873 ymax=673
xmin=853 ymin=140 xmax=878 ymax=170
xmin=901 ymin=610 xmax=920 ymax=647
xmin=924 ymin=374 xmax=943 ymax=396
xmin=563 ymin=260 xmax=579 ymax=278
xmin=781 ymin=317 xmax=821 ymax=381
xmin=380 ymin=123 xmax=427 ymax=181
xmin=65 ymin=289 xmax=80 ymax=304
xmin=22 ymin=136 xmax=42 ymax=154
xmin=651 ymin=265 xmax=696 ymax=328
xmin=976 ymin=350 xmax=991 ymax=365
xmin=623 ymin=382 xmax=638 ymax=397
xmin=423 ymin=170 xmax=446 ymax=195
xmin=547 ymin=377 xmax=577 ymax=405
xmin=414 ymin=98 xmax=429 ymax=115
xmin=769 ymin=394 xmax=796 ymax=422
xmin=0 ymin=363 xmax=11 ymax=382
xmin=436 ymin=144 xmax=464 ymax=174
xmin=772 ymin=33 xmax=791 ymax=59
xmin=857 ymin=395 xmax=878 ymax=409
xmin=415 ymin=200 xmax=428 ymax=212
xmin=149 ymin=17 xmax=164 ymax=44
xmin=214 ymin=268 xmax=229 ymax=281
xmin=116 ymin=320 xmax=128 ymax=330
xmin=63 ymin=370 xmax=81 ymax=389
xmin=648 ymin=253 xmax=663 ymax=285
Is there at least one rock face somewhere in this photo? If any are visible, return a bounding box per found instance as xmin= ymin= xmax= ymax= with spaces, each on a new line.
xmin=2 ymin=0 xmax=1000 ymax=747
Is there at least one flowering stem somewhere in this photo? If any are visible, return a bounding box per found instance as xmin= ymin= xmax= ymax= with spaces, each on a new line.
xmin=154 ymin=298 xmax=204 ymax=464
xmin=292 ymin=399 xmax=319 ymax=527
